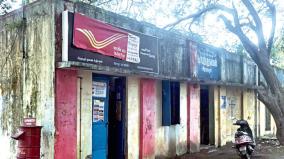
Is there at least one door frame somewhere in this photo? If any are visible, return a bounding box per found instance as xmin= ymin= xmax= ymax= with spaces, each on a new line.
xmin=92 ymin=74 xmax=126 ymax=159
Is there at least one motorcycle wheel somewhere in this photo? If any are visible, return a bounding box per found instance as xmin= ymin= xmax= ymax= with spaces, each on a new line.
xmin=241 ymin=154 xmax=250 ymax=159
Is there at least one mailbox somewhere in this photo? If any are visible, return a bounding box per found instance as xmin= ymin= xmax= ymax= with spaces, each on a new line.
xmin=11 ymin=118 xmax=42 ymax=159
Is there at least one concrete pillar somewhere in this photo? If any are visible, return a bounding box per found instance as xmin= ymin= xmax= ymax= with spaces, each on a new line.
xmin=226 ymin=88 xmax=241 ymax=143
xmin=219 ymin=86 xmax=227 ymax=146
xmin=139 ymin=79 xmax=156 ymax=159
xmin=187 ymin=84 xmax=200 ymax=153
xmin=76 ymin=70 xmax=92 ymax=159
xmin=213 ymin=86 xmax=220 ymax=147
xmin=55 ymin=69 xmax=77 ymax=159
xmin=242 ymin=89 xmax=256 ymax=138
xmin=176 ymin=82 xmax=187 ymax=155
xmin=126 ymin=77 xmax=140 ymax=159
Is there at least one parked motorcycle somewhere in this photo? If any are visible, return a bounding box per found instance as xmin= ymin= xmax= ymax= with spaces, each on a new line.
xmin=233 ymin=119 xmax=255 ymax=159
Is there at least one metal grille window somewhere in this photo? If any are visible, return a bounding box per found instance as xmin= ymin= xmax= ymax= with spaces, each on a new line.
xmin=162 ymin=81 xmax=180 ymax=126
xmin=265 ymin=107 xmax=271 ymax=131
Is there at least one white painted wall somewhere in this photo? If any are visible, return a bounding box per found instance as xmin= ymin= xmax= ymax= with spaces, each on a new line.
xmin=154 ymin=82 xmax=188 ymax=157
xmin=176 ymin=82 xmax=188 ymax=155
xmin=155 ymin=81 xmax=170 ymax=157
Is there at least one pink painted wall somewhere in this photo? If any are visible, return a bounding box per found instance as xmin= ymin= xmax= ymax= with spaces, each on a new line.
xmin=187 ymin=85 xmax=190 ymax=150
xmin=140 ymin=79 xmax=156 ymax=159
xmin=187 ymin=84 xmax=200 ymax=153
xmin=55 ymin=69 xmax=77 ymax=159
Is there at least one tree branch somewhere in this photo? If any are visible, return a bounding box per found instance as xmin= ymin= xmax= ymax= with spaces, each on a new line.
xmin=240 ymin=16 xmax=257 ymax=32
xmin=97 ymin=0 xmax=114 ymax=6
xmin=219 ymin=3 xmax=259 ymax=60
xmin=265 ymin=0 xmax=276 ymax=56
xmin=218 ymin=15 xmax=237 ymax=33
xmin=240 ymin=22 xmax=257 ymax=32
xmin=241 ymin=0 xmax=267 ymax=52
xmin=163 ymin=4 xmax=234 ymax=29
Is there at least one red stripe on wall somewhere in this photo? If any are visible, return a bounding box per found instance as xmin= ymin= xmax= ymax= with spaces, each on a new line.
xmin=139 ymin=79 xmax=156 ymax=159
xmin=55 ymin=69 xmax=77 ymax=159
xmin=187 ymin=84 xmax=200 ymax=152
xmin=187 ymin=84 xmax=190 ymax=150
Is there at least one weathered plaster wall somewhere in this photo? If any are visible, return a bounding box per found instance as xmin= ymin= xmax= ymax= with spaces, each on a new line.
xmin=77 ymin=70 xmax=92 ymax=159
xmin=243 ymin=58 xmax=257 ymax=85
xmin=0 ymin=1 xmax=55 ymax=158
xmin=0 ymin=12 xmax=23 ymax=159
xmin=126 ymin=77 xmax=140 ymax=159
xmin=242 ymin=89 xmax=256 ymax=137
xmin=212 ymin=87 xmax=257 ymax=146
xmin=226 ymin=88 xmax=242 ymax=142
xmin=259 ymin=101 xmax=277 ymax=137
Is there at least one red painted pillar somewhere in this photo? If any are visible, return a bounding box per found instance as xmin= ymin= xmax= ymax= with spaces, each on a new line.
xmin=55 ymin=69 xmax=77 ymax=159
xmin=139 ymin=79 xmax=156 ymax=159
xmin=187 ymin=84 xmax=200 ymax=152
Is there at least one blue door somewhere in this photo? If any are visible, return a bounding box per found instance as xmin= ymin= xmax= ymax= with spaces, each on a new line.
xmin=92 ymin=76 xmax=109 ymax=159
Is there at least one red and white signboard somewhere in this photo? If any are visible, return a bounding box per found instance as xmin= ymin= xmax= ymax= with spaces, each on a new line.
xmin=73 ymin=13 xmax=140 ymax=63
xmin=23 ymin=117 xmax=36 ymax=126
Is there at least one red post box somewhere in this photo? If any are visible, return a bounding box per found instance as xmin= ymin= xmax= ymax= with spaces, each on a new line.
xmin=11 ymin=118 xmax=42 ymax=159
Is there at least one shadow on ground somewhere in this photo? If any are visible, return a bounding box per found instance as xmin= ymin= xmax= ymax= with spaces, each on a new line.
xmin=176 ymin=139 xmax=284 ymax=159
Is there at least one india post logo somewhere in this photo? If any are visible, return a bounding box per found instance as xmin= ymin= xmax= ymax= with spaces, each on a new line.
xmin=73 ymin=13 xmax=140 ymax=63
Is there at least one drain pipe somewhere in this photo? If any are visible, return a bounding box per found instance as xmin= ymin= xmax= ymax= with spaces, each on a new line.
xmin=78 ymin=76 xmax=83 ymax=159
xmin=22 ymin=0 xmax=27 ymax=114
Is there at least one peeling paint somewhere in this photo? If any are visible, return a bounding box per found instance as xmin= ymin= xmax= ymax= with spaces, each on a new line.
xmin=126 ymin=77 xmax=140 ymax=159
xmin=188 ymin=84 xmax=200 ymax=153
xmin=140 ymin=79 xmax=156 ymax=159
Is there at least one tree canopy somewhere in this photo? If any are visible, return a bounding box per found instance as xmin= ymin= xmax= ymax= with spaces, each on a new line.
xmin=77 ymin=0 xmax=284 ymax=59
xmin=0 ymin=0 xmax=17 ymax=15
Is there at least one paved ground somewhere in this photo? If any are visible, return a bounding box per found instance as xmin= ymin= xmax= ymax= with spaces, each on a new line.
xmin=178 ymin=139 xmax=284 ymax=159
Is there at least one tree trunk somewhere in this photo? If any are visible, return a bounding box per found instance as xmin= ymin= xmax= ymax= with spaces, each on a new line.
xmin=275 ymin=117 xmax=284 ymax=145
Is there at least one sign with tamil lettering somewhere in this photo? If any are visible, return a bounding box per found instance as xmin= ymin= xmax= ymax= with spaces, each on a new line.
xmin=62 ymin=11 xmax=158 ymax=74
xmin=189 ymin=41 xmax=220 ymax=80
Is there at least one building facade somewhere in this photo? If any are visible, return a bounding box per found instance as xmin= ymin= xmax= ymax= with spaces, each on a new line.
xmin=0 ymin=0 xmax=281 ymax=159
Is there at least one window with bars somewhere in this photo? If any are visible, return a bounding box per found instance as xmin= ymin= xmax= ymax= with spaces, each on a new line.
xmin=265 ymin=107 xmax=271 ymax=131
xmin=162 ymin=81 xmax=180 ymax=126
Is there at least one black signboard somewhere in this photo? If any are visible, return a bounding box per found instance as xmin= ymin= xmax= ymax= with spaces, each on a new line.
xmin=189 ymin=41 xmax=220 ymax=80
xmin=66 ymin=12 xmax=158 ymax=74
xmin=197 ymin=44 xmax=220 ymax=80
